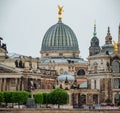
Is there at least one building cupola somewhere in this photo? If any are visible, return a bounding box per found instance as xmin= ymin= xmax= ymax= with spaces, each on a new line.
xmin=101 ymin=27 xmax=114 ymax=54
xmin=89 ymin=21 xmax=101 ymax=56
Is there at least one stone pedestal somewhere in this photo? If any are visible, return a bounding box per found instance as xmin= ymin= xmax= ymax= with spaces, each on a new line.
xmin=26 ymin=98 xmax=35 ymax=108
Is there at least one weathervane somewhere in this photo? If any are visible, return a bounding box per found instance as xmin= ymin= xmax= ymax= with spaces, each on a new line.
xmin=58 ymin=5 xmax=63 ymax=20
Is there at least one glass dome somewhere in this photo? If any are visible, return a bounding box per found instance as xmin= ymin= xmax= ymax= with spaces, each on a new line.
xmin=57 ymin=72 xmax=75 ymax=81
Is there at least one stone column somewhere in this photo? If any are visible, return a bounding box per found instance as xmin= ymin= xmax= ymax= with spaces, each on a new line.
xmin=3 ymin=78 xmax=6 ymax=91
xmin=5 ymin=78 xmax=8 ymax=91
xmin=16 ymin=78 xmax=18 ymax=90
xmin=78 ymin=93 xmax=81 ymax=106
xmin=100 ymin=78 xmax=105 ymax=103
xmin=15 ymin=78 xmax=18 ymax=91
xmin=7 ymin=78 xmax=10 ymax=91
xmin=21 ymin=77 xmax=24 ymax=90
xmin=105 ymin=78 xmax=108 ymax=101
xmin=108 ymin=78 xmax=112 ymax=102
xmin=17 ymin=78 xmax=21 ymax=90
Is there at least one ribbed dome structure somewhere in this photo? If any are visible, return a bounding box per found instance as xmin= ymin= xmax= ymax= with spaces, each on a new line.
xmin=41 ymin=20 xmax=79 ymax=51
xmin=57 ymin=72 xmax=75 ymax=82
xmin=40 ymin=20 xmax=80 ymax=58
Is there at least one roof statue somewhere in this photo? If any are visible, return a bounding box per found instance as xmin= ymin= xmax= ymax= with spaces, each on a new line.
xmin=58 ymin=5 xmax=63 ymax=20
xmin=113 ymin=41 xmax=118 ymax=52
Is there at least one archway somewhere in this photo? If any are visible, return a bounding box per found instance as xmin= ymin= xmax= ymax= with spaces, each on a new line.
xmin=77 ymin=69 xmax=85 ymax=76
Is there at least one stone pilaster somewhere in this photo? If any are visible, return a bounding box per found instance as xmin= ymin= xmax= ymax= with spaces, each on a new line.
xmin=16 ymin=78 xmax=21 ymax=90
xmin=87 ymin=79 xmax=91 ymax=89
xmin=100 ymin=78 xmax=105 ymax=103
xmin=108 ymin=78 xmax=112 ymax=101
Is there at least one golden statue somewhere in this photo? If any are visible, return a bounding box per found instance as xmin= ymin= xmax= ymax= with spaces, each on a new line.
xmin=113 ymin=41 xmax=118 ymax=52
xmin=58 ymin=5 xmax=63 ymax=20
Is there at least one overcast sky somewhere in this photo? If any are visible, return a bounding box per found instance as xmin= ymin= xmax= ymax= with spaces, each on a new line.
xmin=0 ymin=0 xmax=120 ymax=60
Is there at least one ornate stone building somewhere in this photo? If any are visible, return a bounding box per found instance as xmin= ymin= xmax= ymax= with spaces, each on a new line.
xmin=87 ymin=25 xmax=120 ymax=106
xmin=0 ymin=5 xmax=120 ymax=107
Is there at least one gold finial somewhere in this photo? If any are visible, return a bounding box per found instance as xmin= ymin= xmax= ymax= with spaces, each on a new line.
xmin=58 ymin=5 xmax=63 ymax=20
xmin=113 ymin=41 xmax=118 ymax=52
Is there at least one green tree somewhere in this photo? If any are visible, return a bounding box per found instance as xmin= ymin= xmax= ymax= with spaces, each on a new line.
xmin=12 ymin=91 xmax=30 ymax=105
xmin=0 ymin=92 xmax=4 ymax=106
xmin=42 ymin=93 xmax=50 ymax=108
xmin=4 ymin=92 xmax=13 ymax=106
xmin=34 ymin=93 xmax=43 ymax=105
xmin=49 ymin=88 xmax=69 ymax=108
xmin=4 ymin=91 xmax=30 ymax=108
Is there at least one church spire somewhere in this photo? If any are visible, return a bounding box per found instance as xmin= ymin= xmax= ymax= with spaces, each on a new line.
xmin=107 ymin=26 xmax=111 ymax=35
xmin=93 ymin=20 xmax=97 ymax=37
xmin=89 ymin=21 xmax=101 ymax=56
xmin=105 ymin=27 xmax=112 ymax=44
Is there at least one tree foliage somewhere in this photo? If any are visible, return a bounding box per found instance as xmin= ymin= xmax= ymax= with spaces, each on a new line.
xmin=42 ymin=93 xmax=51 ymax=104
xmin=4 ymin=92 xmax=13 ymax=104
xmin=34 ymin=93 xmax=43 ymax=104
xmin=49 ymin=88 xmax=69 ymax=108
xmin=0 ymin=92 xmax=4 ymax=103
xmin=11 ymin=91 xmax=30 ymax=104
xmin=4 ymin=91 xmax=30 ymax=105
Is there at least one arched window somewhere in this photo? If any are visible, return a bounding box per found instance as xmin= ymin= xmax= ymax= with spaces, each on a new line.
xmin=77 ymin=69 xmax=85 ymax=76
xmin=113 ymin=78 xmax=120 ymax=89
xmin=114 ymin=93 xmax=120 ymax=105
xmin=112 ymin=61 xmax=120 ymax=73
xmin=93 ymin=62 xmax=98 ymax=73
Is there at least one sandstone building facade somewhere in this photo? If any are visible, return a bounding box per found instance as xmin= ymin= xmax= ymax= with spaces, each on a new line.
xmin=0 ymin=6 xmax=120 ymax=107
